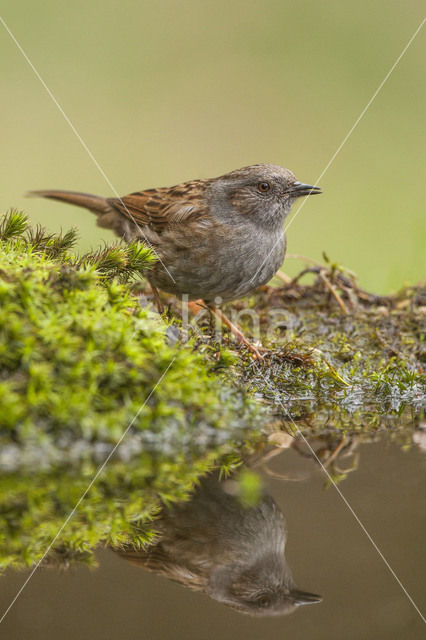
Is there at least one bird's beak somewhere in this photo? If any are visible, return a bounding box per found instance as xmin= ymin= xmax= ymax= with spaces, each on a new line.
xmin=288 ymin=181 xmax=322 ymax=197
xmin=290 ymin=589 xmax=322 ymax=606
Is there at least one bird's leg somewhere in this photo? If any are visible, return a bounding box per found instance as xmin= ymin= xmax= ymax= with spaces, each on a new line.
xmin=207 ymin=304 xmax=264 ymax=360
xmin=149 ymin=281 xmax=164 ymax=314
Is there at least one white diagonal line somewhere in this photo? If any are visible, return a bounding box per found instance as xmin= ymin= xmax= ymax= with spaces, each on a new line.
xmin=2 ymin=8 xmax=424 ymax=626
xmin=253 ymin=365 xmax=425 ymax=623
xmin=250 ymin=16 xmax=426 ymax=283
xmin=0 ymin=358 xmax=175 ymax=625
xmin=284 ymin=15 xmax=426 ymax=234
xmin=288 ymin=413 xmax=425 ymax=622
xmin=0 ymin=15 xmax=176 ymax=284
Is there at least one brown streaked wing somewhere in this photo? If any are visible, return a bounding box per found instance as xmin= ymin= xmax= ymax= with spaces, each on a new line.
xmin=107 ymin=180 xmax=209 ymax=233
xmin=115 ymin=547 xmax=207 ymax=591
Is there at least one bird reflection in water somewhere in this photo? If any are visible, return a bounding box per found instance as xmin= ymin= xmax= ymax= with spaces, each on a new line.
xmin=115 ymin=473 xmax=321 ymax=616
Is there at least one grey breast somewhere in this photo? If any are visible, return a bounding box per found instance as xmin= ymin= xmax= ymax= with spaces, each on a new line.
xmin=147 ymin=216 xmax=286 ymax=302
xmin=200 ymin=226 xmax=286 ymax=302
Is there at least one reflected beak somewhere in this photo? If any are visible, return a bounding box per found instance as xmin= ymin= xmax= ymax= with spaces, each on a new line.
xmin=288 ymin=181 xmax=322 ymax=197
xmin=290 ymin=589 xmax=323 ymax=606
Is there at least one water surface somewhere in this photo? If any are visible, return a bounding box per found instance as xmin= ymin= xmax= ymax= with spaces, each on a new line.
xmin=1 ymin=432 xmax=424 ymax=639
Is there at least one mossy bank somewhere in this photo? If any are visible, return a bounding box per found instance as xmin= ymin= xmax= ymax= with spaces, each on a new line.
xmin=0 ymin=211 xmax=424 ymax=570
xmin=0 ymin=211 xmax=261 ymax=570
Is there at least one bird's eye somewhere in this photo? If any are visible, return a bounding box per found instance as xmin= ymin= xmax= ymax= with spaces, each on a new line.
xmin=257 ymin=595 xmax=272 ymax=608
xmin=257 ymin=182 xmax=270 ymax=193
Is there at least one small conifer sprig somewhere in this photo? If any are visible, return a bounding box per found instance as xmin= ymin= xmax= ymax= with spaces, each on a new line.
xmin=0 ymin=210 xmax=155 ymax=282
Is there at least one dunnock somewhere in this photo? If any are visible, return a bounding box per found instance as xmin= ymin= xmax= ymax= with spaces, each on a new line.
xmin=115 ymin=474 xmax=321 ymax=616
xmin=28 ymin=164 xmax=321 ymax=303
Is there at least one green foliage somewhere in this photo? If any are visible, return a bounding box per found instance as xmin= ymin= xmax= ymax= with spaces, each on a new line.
xmin=0 ymin=209 xmax=28 ymax=239
xmin=0 ymin=212 xmax=262 ymax=571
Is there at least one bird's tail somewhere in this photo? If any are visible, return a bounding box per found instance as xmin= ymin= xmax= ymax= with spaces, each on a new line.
xmin=26 ymin=190 xmax=112 ymax=215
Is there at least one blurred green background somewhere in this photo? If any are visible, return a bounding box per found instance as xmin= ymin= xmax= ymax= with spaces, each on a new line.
xmin=1 ymin=0 xmax=425 ymax=293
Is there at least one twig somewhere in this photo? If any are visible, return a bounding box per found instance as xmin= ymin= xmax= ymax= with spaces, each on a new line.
xmin=322 ymin=436 xmax=348 ymax=469
xmin=319 ymin=271 xmax=348 ymax=314
xmin=274 ymin=270 xmax=293 ymax=285
xmin=286 ymin=254 xmax=324 ymax=267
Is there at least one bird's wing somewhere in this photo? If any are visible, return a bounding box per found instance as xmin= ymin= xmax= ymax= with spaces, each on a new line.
xmin=108 ymin=180 xmax=208 ymax=233
xmin=115 ymin=546 xmax=208 ymax=591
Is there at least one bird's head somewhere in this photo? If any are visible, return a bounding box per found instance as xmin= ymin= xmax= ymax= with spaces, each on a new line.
xmin=210 ymin=164 xmax=321 ymax=229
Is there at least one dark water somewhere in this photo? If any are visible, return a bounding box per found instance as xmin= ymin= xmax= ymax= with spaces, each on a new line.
xmin=1 ymin=433 xmax=424 ymax=639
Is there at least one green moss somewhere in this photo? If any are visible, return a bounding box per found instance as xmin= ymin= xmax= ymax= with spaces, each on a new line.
xmin=0 ymin=211 xmax=262 ymax=570
xmin=184 ymin=259 xmax=425 ymax=445
xmin=1 ymin=210 xmax=424 ymax=571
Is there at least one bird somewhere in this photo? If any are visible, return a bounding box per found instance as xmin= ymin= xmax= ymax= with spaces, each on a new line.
xmin=28 ymin=164 xmax=321 ymax=354
xmin=114 ymin=473 xmax=322 ymax=616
